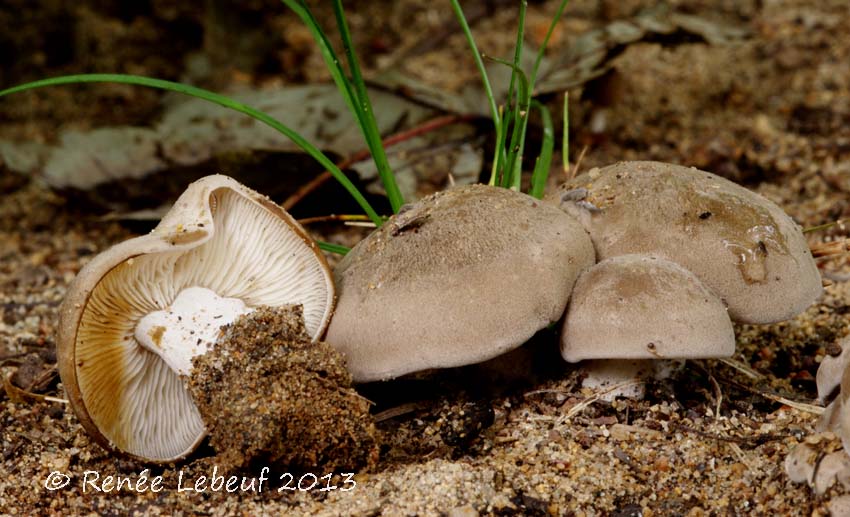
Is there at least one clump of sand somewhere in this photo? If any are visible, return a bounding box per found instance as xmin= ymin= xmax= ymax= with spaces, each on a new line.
xmin=186 ymin=305 xmax=379 ymax=472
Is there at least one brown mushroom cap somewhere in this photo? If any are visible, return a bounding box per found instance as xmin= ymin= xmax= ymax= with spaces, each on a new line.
xmin=547 ymin=161 xmax=821 ymax=324
xmin=57 ymin=174 xmax=334 ymax=462
xmin=326 ymin=184 xmax=595 ymax=382
xmin=561 ymin=254 xmax=735 ymax=362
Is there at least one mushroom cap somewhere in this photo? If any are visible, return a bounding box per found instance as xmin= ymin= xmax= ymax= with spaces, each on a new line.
xmin=561 ymin=254 xmax=735 ymax=362
xmin=57 ymin=174 xmax=334 ymax=462
xmin=326 ymin=184 xmax=595 ymax=382
xmin=548 ymin=161 xmax=821 ymax=324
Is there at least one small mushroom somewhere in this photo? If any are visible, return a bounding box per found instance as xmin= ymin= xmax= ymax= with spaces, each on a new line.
xmin=785 ymin=434 xmax=850 ymax=499
xmin=57 ymin=175 xmax=334 ymax=462
xmin=816 ymin=336 xmax=850 ymax=452
xmin=548 ymin=161 xmax=821 ymax=324
xmin=562 ymin=254 xmax=735 ymax=362
xmin=326 ymin=184 xmax=595 ymax=382
xmin=561 ymin=254 xmax=735 ymax=399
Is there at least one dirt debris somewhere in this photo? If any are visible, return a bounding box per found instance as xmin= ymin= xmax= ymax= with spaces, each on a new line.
xmin=187 ymin=305 xmax=379 ymax=473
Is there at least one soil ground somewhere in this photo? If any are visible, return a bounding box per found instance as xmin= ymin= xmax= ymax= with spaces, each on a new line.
xmin=2 ymin=0 xmax=850 ymax=515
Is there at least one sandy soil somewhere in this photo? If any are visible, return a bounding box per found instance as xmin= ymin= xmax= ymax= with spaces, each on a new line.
xmin=2 ymin=0 xmax=850 ymax=515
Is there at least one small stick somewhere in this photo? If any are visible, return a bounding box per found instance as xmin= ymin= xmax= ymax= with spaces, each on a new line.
xmin=803 ymin=220 xmax=844 ymax=234
xmin=4 ymin=374 xmax=69 ymax=405
xmin=810 ymin=239 xmax=850 ymax=259
xmin=557 ymin=380 xmax=642 ymax=423
xmin=297 ymin=214 xmax=372 ymax=225
xmin=282 ymin=114 xmax=476 ymax=211
xmin=712 ymin=370 xmax=823 ymax=415
xmin=718 ymin=357 xmax=763 ymax=381
xmin=567 ymin=144 xmax=589 ymax=181
xmin=373 ymin=401 xmax=430 ymax=423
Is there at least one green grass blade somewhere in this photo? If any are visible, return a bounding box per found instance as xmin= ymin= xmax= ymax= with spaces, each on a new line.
xmin=488 ymin=104 xmax=510 ymax=186
xmin=529 ymin=100 xmax=553 ymax=199
xmin=509 ymin=125 xmax=528 ymax=191
xmin=486 ymin=56 xmax=529 ymax=189
xmin=331 ymin=0 xmax=404 ymax=213
xmin=280 ymin=0 xmax=359 ymax=120
xmin=505 ymin=1 xmax=527 ymax=116
xmin=562 ymin=91 xmax=569 ymax=175
xmin=317 ymin=241 xmax=351 ymax=255
xmin=504 ymin=0 xmax=528 ymax=189
xmin=530 ymin=0 xmax=571 ymax=88
xmin=0 ymin=73 xmax=383 ymax=226
xmin=449 ymin=0 xmax=504 ymax=181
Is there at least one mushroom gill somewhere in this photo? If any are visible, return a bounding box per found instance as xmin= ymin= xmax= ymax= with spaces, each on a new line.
xmin=60 ymin=175 xmax=334 ymax=462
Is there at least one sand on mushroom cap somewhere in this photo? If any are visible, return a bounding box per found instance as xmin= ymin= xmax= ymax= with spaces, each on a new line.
xmin=548 ymin=161 xmax=822 ymax=324
xmin=57 ymin=174 xmax=334 ymax=463
xmin=326 ymin=184 xmax=595 ymax=382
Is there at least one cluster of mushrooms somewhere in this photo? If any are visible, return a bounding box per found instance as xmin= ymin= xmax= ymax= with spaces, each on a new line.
xmin=57 ymin=161 xmax=824 ymax=464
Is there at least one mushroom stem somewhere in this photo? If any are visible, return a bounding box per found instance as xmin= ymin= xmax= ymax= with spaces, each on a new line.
xmin=580 ymin=359 xmax=685 ymax=401
xmin=135 ymin=286 xmax=253 ymax=376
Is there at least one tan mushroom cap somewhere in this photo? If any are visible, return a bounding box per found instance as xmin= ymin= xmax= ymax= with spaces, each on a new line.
xmin=561 ymin=254 xmax=735 ymax=362
xmin=57 ymin=174 xmax=334 ymax=463
xmin=326 ymin=184 xmax=595 ymax=382
xmin=548 ymin=161 xmax=821 ymax=324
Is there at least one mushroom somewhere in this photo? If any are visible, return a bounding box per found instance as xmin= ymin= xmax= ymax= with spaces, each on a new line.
xmin=815 ymin=336 xmax=850 ymax=452
xmin=326 ymin=184 xmax=595 ymax=382
xmin=561 ymin=254 xmax=735 ymax=398
xmin=785 ymin=433 xmax=850 ymax=499
xmin=562 ymin=254 xmax=735 ymax=362
xmin=57 ymin=174 xmax=334 ymax=462
xmin=548 ymin=161 xmax=821 ymax=324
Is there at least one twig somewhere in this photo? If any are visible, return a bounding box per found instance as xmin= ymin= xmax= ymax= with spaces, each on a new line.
xmin=557 ymin=380 xmax=641 ymax=423
xmin=718 ymin=357 xmax=763 ymax=381
xmin=297 ymin=214 xmax=372 ymax=225
xmin=567 ymin=144 xmax=589 ymax=181
xmin=803 ymin=220 xmax=844 ymax=234
xmin=4 ymin=373 xmax=68 ymax=405
xmin=373 ymin=401 xmax=430 ymax=423
xmin=712 ymin=370 xmax=823 ymax=415
xmin=673 ymin=422 xmax=794 ymax=448
xmin=811 ymin=239 xmax=850 ymax=259
xmin=282 ymin=114 xmax=476 ymax=211
xmin=709 ymin=373 xmax=723 ymax=419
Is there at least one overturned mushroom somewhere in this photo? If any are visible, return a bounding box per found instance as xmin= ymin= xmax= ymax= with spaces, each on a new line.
xmin=57 ymin=175 xmax=334 ymax=462
xmin=562 ymin=254 xmax=735 ymax=397
xmin=327 ymin=184 xmax=595 ymax=382
xmin=549 ymin=161 xmax=821 ymax=324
